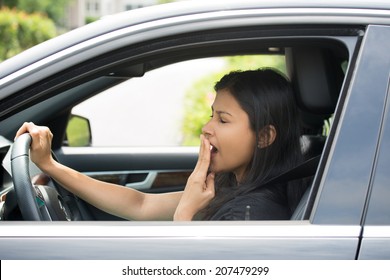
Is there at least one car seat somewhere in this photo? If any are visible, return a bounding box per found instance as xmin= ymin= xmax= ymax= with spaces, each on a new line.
xmin=285 ymin=46 xmax=346 ymax=219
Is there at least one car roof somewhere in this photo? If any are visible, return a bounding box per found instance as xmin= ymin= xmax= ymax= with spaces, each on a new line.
xmin=0 ymin=0 xmax=390 ymax=80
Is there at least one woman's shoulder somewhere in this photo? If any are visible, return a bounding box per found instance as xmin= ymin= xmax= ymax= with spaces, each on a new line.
xmin=210 ymin=186 xmax=290 ymax=221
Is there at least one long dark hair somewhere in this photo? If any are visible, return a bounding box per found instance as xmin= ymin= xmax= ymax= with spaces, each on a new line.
xmin=201 ymin=68 xmax=305 ymax=220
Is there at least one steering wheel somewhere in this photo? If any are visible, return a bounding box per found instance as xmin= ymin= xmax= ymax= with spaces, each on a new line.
xmin=11 ymin=133 xmax=72 ymax=221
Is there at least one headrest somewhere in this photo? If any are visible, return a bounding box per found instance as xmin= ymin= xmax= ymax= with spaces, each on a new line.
xmin=285 ymin=47 xmax=344 ymax=115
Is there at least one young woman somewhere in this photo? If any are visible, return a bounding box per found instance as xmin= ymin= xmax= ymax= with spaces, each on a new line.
xmin=15 ymin=69 xmax=305 ymax=221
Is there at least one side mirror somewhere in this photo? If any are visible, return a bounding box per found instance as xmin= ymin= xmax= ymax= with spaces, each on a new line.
xmin=64 ymin=114 xmax=92 ymax=147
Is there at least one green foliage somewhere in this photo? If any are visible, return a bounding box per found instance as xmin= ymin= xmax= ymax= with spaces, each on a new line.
xmin=157 ymin=0 xmax=177 ymax=4
xmin=224 ymin=55 xmax=286 ymax=74
xmin=86 ymin=16 xmax=99 ymax=24
xmin=2 ymin=0 xmax=71 ymax=26
xmin=0 ymin=7 xmax=56 ymax=61
xmin=66 ymin=115 xmax=91 ymax=147
xmin=181 ymin=55 xmax=286 ymax=146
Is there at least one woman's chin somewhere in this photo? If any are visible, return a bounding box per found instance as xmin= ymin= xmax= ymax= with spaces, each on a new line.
xmin=209 ymin=162 xmax=222 ymax=174
xmin=208 ymin=163 xmax=217 ymax=173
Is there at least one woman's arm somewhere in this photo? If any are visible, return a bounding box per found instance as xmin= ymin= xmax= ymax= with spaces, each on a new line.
xmin=43 ymin=160 xmax=182 ymax=220
xmin=15 ymin=122 xmax=182 ymax=221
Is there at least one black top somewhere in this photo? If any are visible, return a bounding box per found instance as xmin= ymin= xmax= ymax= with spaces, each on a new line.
xmin=209 ymin=185 xmax=290 ymax=220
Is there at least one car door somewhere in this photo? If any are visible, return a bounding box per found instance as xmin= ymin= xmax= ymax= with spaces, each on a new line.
xmin=357 ymin=25 xmax=390 ymax=259
xmin=30 ymin=23 xmax=386 ymax=260
xmin=359 ymin=82 xmax=390 ymax=259
xmin=298 ymin=24 xmax=390 ymax=261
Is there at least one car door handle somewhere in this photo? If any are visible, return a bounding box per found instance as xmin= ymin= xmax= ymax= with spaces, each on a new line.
xmin=125 ymin=172 xmax=157 ymax=190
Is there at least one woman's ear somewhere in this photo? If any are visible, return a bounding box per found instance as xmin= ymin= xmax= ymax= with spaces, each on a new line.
xmin=258 ymin=125 xmax=277 ymax=148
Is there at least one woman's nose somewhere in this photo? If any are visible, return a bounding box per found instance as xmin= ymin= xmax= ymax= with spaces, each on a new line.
xmin=202 ymin=119 xmax=213 ymax=138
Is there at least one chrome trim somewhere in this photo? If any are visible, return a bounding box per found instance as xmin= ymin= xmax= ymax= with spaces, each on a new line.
xmin=359 ymin=226 xmax=390 ymax=259
xmin=0 ymin=221 xmax=360 ymax=238
xmin=0 ymin=201 xmax=5 ymax=220
xmin=363 ymin=225 xmax=390 ymax=237
xmin=0 ymin=222 xmax=362 ymax=259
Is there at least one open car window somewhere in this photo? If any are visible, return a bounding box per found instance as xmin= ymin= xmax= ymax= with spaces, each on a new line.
xmin=68 ymin=55 xmax=286 ymax=147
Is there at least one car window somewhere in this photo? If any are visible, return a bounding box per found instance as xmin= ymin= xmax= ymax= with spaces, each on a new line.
xmin=69 ymin=55 xmax=286 ymax=147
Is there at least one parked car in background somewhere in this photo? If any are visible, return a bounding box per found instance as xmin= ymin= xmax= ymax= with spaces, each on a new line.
xmin=0 ymin=0 xmax=390 ymax=259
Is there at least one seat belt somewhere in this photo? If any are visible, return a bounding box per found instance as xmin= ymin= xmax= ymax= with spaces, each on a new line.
xmin=242 ymin=155 xmax=321 ymax=220
xmin=263 ymin=155 xmax=321 ymax=186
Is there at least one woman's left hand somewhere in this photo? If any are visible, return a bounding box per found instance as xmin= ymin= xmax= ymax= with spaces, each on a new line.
xmin=174 ymin=135 xmax=215 ymax=221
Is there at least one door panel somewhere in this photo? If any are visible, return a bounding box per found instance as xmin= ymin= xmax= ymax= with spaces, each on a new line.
xmin=310 ymin=25 xmax=390 ymax=225
xmin=0 ymin=222 xmax=361 ymax=259
xmin=86 ymin=170 xmax=192 ymax=193
xmin=359 ymin=226 xmax=390 ymax=259
xmin=54 ymin=146 xmax=198 ymax=220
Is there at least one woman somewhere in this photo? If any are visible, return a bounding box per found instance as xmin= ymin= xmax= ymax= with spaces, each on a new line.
xmin=15 ymin=69 xmax=305 ymax=221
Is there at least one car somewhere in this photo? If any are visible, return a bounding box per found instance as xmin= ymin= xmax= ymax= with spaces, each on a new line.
xmin=0 ymin=0 xmax=390 ymax=260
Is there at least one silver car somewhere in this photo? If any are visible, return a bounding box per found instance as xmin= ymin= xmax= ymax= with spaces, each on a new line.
xmin=0 ymin=0 xmax=390 ymax=260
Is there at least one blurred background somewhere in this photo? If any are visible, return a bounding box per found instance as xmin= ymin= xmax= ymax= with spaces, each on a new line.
xmin=0 ymin=0 xmax=184 ymax=61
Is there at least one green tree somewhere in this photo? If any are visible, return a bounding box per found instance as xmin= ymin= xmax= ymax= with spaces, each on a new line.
xmin=1 ymin=0 xmax=71 ymax=26
xmin=0 ymin=7 xmax=56 ymax=60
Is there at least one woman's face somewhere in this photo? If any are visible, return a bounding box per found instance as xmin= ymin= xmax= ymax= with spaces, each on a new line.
xmin=202 ymin=89 xmax=256 ymax=182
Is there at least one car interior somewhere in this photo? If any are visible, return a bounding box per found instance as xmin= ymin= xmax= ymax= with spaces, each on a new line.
xmin=0 ymin=25 xmax=359 ymax=221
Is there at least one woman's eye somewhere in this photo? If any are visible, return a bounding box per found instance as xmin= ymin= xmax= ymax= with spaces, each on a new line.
xmin=210 ymin=114 xmax=227 ymax=123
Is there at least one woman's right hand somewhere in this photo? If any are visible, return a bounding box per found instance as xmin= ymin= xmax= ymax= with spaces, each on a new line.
xmin=174 ymin=134 xmax=215 ymax=221
xmin=14 ymin=122 xmax=54 ymax=170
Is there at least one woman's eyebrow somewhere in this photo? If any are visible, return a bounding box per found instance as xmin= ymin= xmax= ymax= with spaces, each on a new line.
xmin=217 ymin=110 xmax=232 ymax=116
xmin=211 ymin=106 xmax=233 ymax=116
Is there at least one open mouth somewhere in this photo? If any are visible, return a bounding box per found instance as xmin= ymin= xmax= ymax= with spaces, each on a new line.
xmin=210 ymin=144 xmax=218 ymax=155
